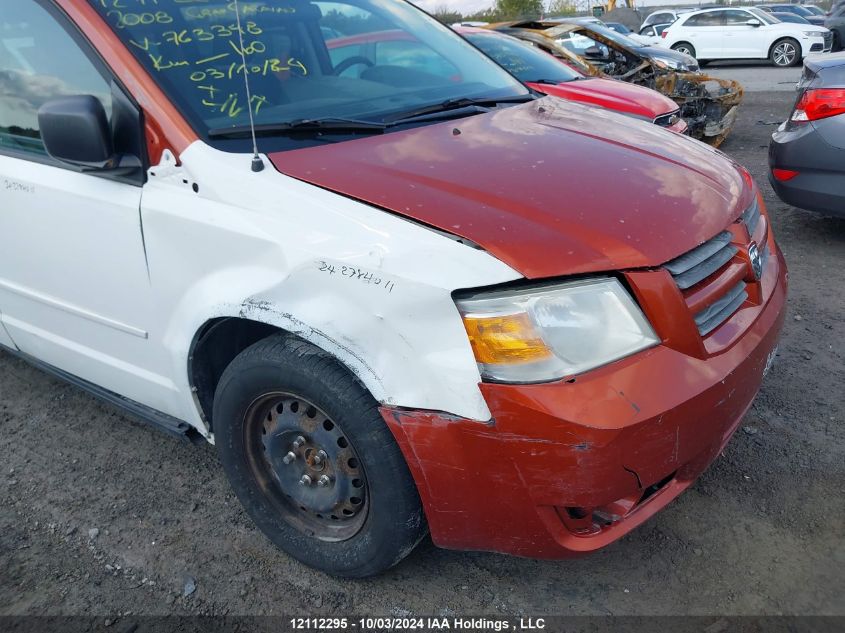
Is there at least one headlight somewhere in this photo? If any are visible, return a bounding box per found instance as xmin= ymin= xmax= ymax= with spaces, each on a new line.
xmin=455 ymin=278 xmax=659 ymax=383
xmin=653 ymin=57 xmax=684 ymax=70
xmin=803 ymin=30 xmax=824 ymax=37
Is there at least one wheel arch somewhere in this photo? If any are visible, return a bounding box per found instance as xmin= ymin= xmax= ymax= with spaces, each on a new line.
xmin=671 ymin=41 xmax=695 ymax=55
xmin=188 ymin=316 xmax=280 ymax=431
xmin=187 ymin=313 xmax=382 ymax=432
xmin=173 ymin=266 xmax=498 ymax=437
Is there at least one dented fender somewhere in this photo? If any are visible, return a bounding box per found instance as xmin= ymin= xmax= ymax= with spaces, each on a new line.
xmin=137 ymin=142 xmax=521 ymax=436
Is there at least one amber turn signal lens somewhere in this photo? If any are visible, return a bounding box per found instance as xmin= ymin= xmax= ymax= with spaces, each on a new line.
xmin=462 ymin=312 xmax=553 ymax=365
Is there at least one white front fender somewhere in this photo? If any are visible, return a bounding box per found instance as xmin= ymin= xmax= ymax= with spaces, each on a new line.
xmin=140 ymin=143 xmax=522 ymax=434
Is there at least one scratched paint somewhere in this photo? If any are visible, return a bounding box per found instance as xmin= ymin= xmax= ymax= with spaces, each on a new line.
xmin=136 ymin=141 xmax=522 ymax=433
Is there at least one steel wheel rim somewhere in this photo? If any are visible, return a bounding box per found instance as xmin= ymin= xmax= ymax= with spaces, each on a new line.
xmin=774 ymin=43 xmax=796 ymax=66
xmin=243 ymin=392 xmax=368 ymax=542
xmin=676 ymin=45 xmax=692 ymax=56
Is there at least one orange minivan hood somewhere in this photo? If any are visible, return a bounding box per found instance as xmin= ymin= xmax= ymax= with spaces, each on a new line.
xmin=269 ymin=97 xmax=749 ymax=279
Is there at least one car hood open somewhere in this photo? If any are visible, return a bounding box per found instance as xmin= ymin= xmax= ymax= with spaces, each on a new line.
xmin=269 ymin=97 xmax=749 ymax=280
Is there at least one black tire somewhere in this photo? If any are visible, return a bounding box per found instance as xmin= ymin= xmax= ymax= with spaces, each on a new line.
xmin=698 ymin=60 xmax=711 ymax=68
xmin=213 ymin=333 xmax=427 ymax=577
xmin=672 ymin=42 xmax=696 ymax=58
xmin=770 ymin=38 xmax=800 ymax=67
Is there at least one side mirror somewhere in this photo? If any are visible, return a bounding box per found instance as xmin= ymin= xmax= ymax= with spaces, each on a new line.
xmin=746 ymin=18 xmax=762 ymax=27
xmin=37 ymin=95 xmax=139 ymax=173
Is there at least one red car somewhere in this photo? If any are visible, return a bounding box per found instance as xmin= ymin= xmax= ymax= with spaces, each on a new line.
xmin=455 ymin=26 xmax=688 ymax=133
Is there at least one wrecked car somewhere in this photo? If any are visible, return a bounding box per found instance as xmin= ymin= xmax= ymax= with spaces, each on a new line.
xmin=490 ymin=20 xmax=744 ymax=145
xmin=455 ymin=26 xmax=688 ymax=134
xmin=1 ymin=0 xmax=784 ymax=577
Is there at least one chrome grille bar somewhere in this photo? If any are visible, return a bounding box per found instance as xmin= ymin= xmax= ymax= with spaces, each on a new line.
xmin=694 ymin=281 xmax=748 ymax=336
xmin=739 ymin=197 xmax=760 ymax=236
xmin=664 ymin=231 xmax=737 ymax=290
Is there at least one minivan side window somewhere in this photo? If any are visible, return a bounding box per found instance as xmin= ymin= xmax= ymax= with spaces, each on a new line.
xmin=0 ymin=0 xmax=111 ymax=157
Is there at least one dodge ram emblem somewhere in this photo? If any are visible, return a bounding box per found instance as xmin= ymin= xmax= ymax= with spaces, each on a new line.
xmin=748 ymin=242 xmax=763 ymax=280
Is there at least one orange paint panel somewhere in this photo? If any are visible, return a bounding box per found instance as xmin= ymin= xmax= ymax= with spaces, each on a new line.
xmin=57 ymin=0 xmax=198 ymax=163
xmin=380 ymin=251 xmax=786 ymax=556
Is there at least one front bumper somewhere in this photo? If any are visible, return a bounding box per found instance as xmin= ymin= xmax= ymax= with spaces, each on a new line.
xmin=655 ymin=72 xmax=743 ymax=146
xmin=804 ymin=36 xmax=830 ymax=55
xmin=382 ymin=245 xmax=787 ymax=558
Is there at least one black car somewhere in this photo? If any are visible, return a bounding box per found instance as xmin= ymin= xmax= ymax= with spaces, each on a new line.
xmin=771 ymin=11 xmax=812 ymax=24
xmin=756 ymin=4 xmax=827 ymax=26
xmin=769 ymin=52 xmax=845 ymax=217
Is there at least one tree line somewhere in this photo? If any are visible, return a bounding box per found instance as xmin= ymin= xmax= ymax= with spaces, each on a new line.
xmin=431 ymin=0 xmax=579 ymax=25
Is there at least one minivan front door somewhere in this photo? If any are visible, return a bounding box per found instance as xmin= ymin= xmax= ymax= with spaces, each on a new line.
xmin=0 ymin=0 xmax=174 ymax=413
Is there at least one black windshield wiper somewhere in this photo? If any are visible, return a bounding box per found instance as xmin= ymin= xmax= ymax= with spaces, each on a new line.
xmin=208 ymin=96 xmax=536 ymax=139
xmin=384 ymin=94 xmax=537 ymax=126
xmin=209 ymin=117 xmax=386 ymax=139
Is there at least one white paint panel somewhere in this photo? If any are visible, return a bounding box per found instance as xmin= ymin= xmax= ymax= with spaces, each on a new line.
xmin=142 ymin=143 xmax=522 ymax=427
xmin=0 ymin=155 xmax=182 ymax=416
xmin=0 ymin=318 xmax=15 ymax=349
xmin=0 ymin=142 xmax=521 ymax=436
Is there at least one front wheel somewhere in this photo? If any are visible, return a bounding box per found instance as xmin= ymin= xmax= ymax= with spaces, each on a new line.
xmin=213 ymin=333 xmax=427 ymax=577
xmin=671 ymin=42 xmax=696 ymax=58
xmin=770 ymin=38 xmax=800 ymax=67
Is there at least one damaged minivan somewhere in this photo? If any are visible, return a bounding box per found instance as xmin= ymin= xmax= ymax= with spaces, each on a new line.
xmin=0 ymin=0 xmax=785 ymax=577
xmin=492 ymin=20 xmax=744 ymax=145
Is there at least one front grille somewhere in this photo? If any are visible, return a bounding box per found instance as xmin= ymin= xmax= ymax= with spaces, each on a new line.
xmin=695 ymin=281 xmax=748 ymax=335
xmin=654 ymin=109 xmax=681 ymax=128
xmin=663 ymin=198 xmax=768 ymax=337
xmin=664 ymin=231 xmax=737 ymax=290
xmin=824 ymin=32 xmax=833 ymax=50
xmin=740 ymin=195 xmax=761 ymax=235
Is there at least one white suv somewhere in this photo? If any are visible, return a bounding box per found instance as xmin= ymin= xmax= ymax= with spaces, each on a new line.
xmin=661 ymin=7 xmax=831 ymax=66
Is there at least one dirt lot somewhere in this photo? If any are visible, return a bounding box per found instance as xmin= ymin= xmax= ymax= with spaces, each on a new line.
xmin=1 ymin=90 xmax=843 ymax=619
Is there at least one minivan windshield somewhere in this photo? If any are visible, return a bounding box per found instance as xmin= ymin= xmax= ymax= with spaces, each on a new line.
xmin=89 ymin=0 xmax=528 ymax=149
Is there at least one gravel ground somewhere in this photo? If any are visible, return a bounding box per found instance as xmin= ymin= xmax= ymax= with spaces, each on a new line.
xmin=1 ymin=90 xmax=843 ymax=618
xmin=704 ymin=61 xmax=802 ymax=93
